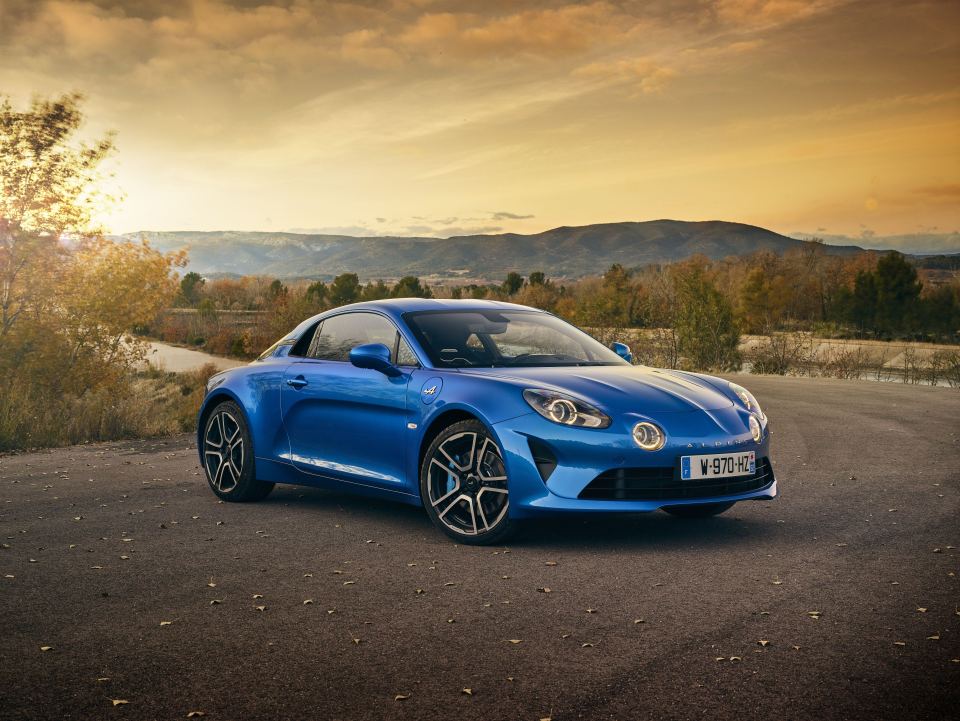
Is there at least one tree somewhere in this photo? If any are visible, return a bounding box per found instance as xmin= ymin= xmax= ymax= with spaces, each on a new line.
xmin=502 ymin=272 xmax=524 ymax=296
xmin=361 ymin=279 xmax=391 ymax=301
xmin=528 ymin=271 xmax=546 ymax=286
xmin=874 ymin=252 xmax=922 ymax=335
xmin=1 ymin=93 xmax=114 ymax=345
xmin=672 ymin=262 xmax=740 ymax=371
xmin=179 ymin=271 xmax=205 ymax=306
xmin=305 ymin=280 xmax=328 ymax=306
xmin=845 ymin=270 xmax=878 ymax=334
xmin=0 ymin=93 xmax=183 ymax=449
xmin=392 ymin=275 xmax=431 ymax=298
xmin=328 ymin=272 xmax=360 ymax=306
xmin=267 ymin=278 xmax=287 ymax=301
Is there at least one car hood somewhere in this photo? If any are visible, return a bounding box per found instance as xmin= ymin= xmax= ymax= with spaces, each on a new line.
xmin=459 ymin=365 xmax=734 ymax=414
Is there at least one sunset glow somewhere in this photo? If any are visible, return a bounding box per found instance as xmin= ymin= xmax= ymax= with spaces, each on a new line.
xmin=1 ymin=0 xmax=957 ymax=242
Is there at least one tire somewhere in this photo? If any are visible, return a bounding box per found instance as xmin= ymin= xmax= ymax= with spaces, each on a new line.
xmin=201 ymin=400 xmax=274 ymax=502
xmin=662 ymin=501 xmax=735 ymax=518
xmin=420 ymin=420 xmax=516 ymax=545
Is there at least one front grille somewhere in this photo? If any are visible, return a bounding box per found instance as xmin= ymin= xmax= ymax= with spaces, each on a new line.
xmin=578 ymin=457 xmax=774 ymax=501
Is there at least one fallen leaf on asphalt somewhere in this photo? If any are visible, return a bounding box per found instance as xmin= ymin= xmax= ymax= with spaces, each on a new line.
xmin=40 ymin=646 xmax=52 ymax=652
xmin=462 ymin=688 xmax=472 ymax=695
xmin=586 ymin=608 xmax=596 ymax=614
xmin=792 ymin=646 xmax=801 ymax=651
xmin=771 ymin=580 xmax=783 ymax=586
xmin=927 ymin=634 xmax=940 ymax=640
xmin=255 ymin=606 xmax=266 ymax=612
xmin=252 ymin=594 xmax=263 ymax=599
xmin=111 ymin=699 xmax=129 ymax=706
xmin=415 ymin=588 xmax=424 ymax=595
xmin=352 ymin=637 xmax=361 ymax=645
xmin=395 ymin=694 xmax=410 ymax=701
xmin=545 ymin=561 xmax=557 ymax=566
xmin=186 ymin=712 xmax=206 ymax=718
xmin=332 ymin=570 xmax=343 ymax=575
xmin=209 ymin=599 xmax=221 ymax=605
xmin=729 ymin=656 xmax=742 ymax=662
xmin=343 ymin=580 xmax=356 ymax=586
xmin=537 ymin=587 xmax=551 ymax=593
xmin=303 ymin=599 xmax=313 ymax=605
xmin=806 ymin=611 xmax=822 ymax=619
xmin=160 ymin=621 xmax=172 ymax=626
xmin=758 ymin=640 xmax=770 ymax=647
xmin=508 ymin=639 xmax=522 ymax=644
xmin=443 ymin=582 xmax=457 ymax=586
xmin=894 ymin=641 xmax=906 ymax=646
xmin=634 ymin=619 xmax=645 ymax=624
xmin=207 ymin=582 xmax=216 ymax=588
xmin=933 ymin=548 xmax=942 ymax=553
xmin=581 ymin=642 xmax=594 ymax=648
xmin=916 ymin=607 xmax=927 ymax=613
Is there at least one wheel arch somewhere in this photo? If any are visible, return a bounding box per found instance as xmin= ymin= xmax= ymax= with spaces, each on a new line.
xmin=196 ymin=389 xmax=254 ymax=464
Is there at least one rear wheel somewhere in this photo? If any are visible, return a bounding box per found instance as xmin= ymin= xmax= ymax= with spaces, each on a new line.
xmin=202 ymin=400 xmax=274 ymax=502
xmin=662 ymin=501 xmax=734 ymax=518
xmin=420 ymin=420 xmax=515 ymax=545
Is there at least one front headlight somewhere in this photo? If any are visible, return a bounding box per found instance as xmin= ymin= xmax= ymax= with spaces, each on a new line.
xmin=729 ymin=382 xmax=764 ymax=419
xmin=522 ymin=389 xmax=611 ymax=429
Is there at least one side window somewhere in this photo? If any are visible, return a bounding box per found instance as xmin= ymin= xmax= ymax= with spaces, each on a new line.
xmin=289 ymin=321 xmax=321 ymax=357
xmin=396 ymin=336 xmax=419 ymax=367
xmin=311 ymin=312 xmax=399 ymax=362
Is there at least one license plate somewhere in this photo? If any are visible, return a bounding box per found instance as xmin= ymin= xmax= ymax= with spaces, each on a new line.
xmin=681 ymin=451 xmax=755 ymax=480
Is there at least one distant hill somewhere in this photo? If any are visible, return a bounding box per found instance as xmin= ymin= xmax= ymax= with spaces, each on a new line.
xmin=121 ymin=220 xmax=868 ymax=281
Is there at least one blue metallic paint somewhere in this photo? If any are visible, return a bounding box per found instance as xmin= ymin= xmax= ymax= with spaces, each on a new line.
xmin=197 ymin=298 xmax=777 ymax=516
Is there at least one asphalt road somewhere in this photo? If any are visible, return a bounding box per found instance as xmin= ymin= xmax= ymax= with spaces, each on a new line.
xmin=1 ymin=376 xmax=958 ymax=721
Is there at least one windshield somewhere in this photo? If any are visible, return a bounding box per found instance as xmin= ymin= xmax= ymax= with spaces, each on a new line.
xmin=404 ymin=310 xmax=628 ymax=368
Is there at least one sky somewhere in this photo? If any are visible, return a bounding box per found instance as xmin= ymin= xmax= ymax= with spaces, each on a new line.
xmin=1 ymin=0 xmax=958 ymax=243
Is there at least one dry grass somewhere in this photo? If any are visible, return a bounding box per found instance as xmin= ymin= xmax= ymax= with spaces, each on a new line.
xmin=0 ymin=364 xmax=217 ymax=452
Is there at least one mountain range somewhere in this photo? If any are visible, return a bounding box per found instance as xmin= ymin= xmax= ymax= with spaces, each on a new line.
xmin=122 ymin=220 xmax=871 ymax=281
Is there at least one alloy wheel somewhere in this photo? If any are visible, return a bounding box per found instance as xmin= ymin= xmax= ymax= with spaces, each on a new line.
xmin=425 ymin=430 xmax=509 ymax=536
xmin=204 ymin=410 xmax=244 ymax=493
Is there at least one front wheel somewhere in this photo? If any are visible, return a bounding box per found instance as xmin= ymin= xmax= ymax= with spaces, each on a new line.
xmin=662 ymin=501 xmax=735 ymax=518
xmin=420 ymin=420 xmax=515 ymax=545
xmin=202 ymin=400 xmax=274 ymax=502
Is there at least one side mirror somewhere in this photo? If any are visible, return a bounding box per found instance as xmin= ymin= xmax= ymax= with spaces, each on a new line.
xmin=349 ymin=342 xmax=401 ymax=377
xmin=611 ymin=341 xmax=633 ymax=363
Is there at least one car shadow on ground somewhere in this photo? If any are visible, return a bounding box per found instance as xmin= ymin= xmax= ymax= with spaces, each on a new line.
xmin=263 ymin=483 xmax=784 ymax=552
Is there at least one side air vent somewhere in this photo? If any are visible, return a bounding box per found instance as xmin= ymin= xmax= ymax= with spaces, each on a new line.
xmin=526 ymin=437 xmax=557 ymax=483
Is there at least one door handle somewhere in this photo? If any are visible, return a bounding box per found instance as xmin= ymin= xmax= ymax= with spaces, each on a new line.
xmin=286 ymin=376 xmax=308 ymax=389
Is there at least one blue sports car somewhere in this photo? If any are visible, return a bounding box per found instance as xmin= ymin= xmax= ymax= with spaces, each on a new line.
xmin=198 ymin=299 xmax=776 ymax=544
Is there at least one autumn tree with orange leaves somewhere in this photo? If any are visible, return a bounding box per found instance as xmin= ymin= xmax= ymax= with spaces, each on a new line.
xmin=0 ymin=93 xmax=184 ymax=448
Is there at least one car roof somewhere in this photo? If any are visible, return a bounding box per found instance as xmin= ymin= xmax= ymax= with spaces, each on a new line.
xmin=286 ymin=298 xmax=543 ymax=340
xmin=334 ymin=298 xmax=540 ymax=314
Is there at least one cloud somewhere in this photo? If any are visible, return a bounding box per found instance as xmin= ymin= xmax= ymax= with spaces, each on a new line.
xmin=573 ymin=57 xmax=676 ymax=94
xmin=712 ymin=0 xmax=843 ymax=29
xmin=491 ymin=211 xmax=535 ymax=220
xmin=397 ymin=3 xmax=631 ymax=61
xmin=913 ymin=183 xmax=960 ymax=200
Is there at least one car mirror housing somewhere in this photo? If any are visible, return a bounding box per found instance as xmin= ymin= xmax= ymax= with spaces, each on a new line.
xmin=349 ymin=342 xmax=401 ymax=376
xmin=610 ymin=341 xmax=633 ymax=363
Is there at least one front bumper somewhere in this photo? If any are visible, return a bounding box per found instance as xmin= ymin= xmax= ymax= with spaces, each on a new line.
xmin=494 ymin=407 xmax=777 ymax=518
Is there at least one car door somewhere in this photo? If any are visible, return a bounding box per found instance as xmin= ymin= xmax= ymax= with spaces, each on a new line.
xmin=280 ymin=311 xmax=415 ymax=490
